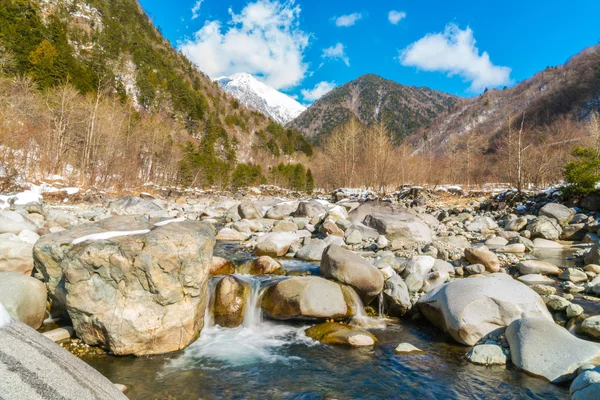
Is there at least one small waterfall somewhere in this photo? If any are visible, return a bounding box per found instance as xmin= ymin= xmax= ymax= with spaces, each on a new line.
xmin=204 ymin=275 xmax=269 ymax=330
xmin=204 ymin=277 xmax=221 ymax=328
xmin=347 ymin=287 xmax=388 ymax=329
xmin=378 ymin=292 xmax=386 ymax=317
xmin=241 ymin=277 xmax=263 ymax=328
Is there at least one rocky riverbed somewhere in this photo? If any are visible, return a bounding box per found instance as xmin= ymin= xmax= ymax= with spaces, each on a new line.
xmin=2 ymin=186 xmax=600 ymax=398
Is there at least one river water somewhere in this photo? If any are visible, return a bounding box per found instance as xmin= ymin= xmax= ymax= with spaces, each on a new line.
xmin=81 ymin=242 xmax=572 ymax=399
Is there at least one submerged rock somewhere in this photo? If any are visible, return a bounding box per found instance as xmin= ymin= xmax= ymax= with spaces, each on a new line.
xmin=467 ymin=344 xmax=507 ymax=365
xmin=506 ymin=318 xmax=600 ymax=383
xmin=394 ymin=343 xmax=425 ymax=354
xmin=570 ymin=366 xmax=600 ymax=400
xmin=418 ymin=274 xmax=552 ymax=346
xmin=305 ymin=322 xmax=376 ymax=347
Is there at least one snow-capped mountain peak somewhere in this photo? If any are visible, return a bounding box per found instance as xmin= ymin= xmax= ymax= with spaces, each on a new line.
xmin=216 ymin=73 xmax=306 ymax=125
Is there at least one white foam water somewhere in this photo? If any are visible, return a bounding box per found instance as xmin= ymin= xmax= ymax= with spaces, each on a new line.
xmin=346 ymin=286 xmax=389 ymax=330
xmin=170 ymin=275 xmax=314 ymax=370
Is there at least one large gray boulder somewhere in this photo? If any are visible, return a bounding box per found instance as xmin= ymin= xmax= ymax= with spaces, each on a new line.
xmin=347 ymin=200 xmax=406 ymax=224
xmin=295 ymin=239 xmax=328 ymax=261
xmin=382 ymin=274 xmax=411 ymax=316
xmin=0 ymin=309 xmax=127 ymax=399
xmin=363 ymin=213 xmax=432 ymax=243
xmin=265 ymin=201 xmax=299 ymax=220
xmin=320 ymin=245 xmax=384 ymax=299
xmin=539 ymin=203 xmax=574 ymax=226
xmin=33 ymin=215 xmax=153 ymax=319
xmin=0 ymin=210 xmax=38 ymax=234
xmin=254 ymin=232 xmax=298 ymax=257
xmin=466 ymin=216 xmax=498 ymax=232
xmin=294 ymin=201 xmax=326 ymax=219
xmin=108 ymin=196 xmax=162 ymax=215
xmin=238 ymin=201 xmax=262 ymax=220
xmin=527 ymin=216 xmax=563 ymax=240
xmin=35 ymin=217 xmax=215 ymax=356
xmin=261 ymin=277 xmax=353 ymax=320
xmin=0 ymin=234 xmax=34 ymax=275
xmin=506 ymin=318 xmax=600 ymax=383
xmin=0 ymin=272 xmax=47 ymax=328
xmin=418 ymin=274 xmax=552 ymax=346
xmin=344 ymin=223 xmax=379 ymax=244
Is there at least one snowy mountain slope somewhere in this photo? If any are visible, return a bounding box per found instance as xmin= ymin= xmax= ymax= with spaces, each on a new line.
xmin=216 ymin=73 xmax=306 ymax=125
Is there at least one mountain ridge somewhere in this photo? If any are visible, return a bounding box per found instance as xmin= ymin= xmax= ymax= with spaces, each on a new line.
xmin=288 ymin=73 xmax=459 ymax=142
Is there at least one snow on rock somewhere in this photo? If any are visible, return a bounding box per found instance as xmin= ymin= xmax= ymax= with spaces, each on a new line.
xmin=216 ymin=73 xmax=306 ymax=125
xmin=153 ymin=218 xmax=186 ymax=227
xmin=0 ymin=304 xmax=12 ymax=329
xmin=72 ymin=230 xmax=151 ymax=245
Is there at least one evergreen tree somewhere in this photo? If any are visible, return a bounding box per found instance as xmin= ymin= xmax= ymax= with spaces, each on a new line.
xmin=563 ymin=146 xmax=600 ymax=196
xmin=306 ymin=168 xmax=314 ymax=193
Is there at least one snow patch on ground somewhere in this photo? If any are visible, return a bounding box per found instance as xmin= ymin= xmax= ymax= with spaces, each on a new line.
xmin=72 ymin=230 xmax=151 ymax=245
xmin=0 ymin=190 xmax=43 ymax=209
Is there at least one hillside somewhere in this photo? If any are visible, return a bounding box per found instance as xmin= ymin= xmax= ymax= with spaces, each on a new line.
xmin=216 ymin=73 xmax=306 ymax=125
xmin=0 ymin=0 xmax=311 ymax=189
xmin=413 ymin=44 xmax=600 ymax=153
xmin=288 ymin=74 xmax=459 ymax=142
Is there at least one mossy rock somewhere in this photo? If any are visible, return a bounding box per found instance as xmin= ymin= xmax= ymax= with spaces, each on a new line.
xmin=305 ymin=322 xmax=377 ymax=347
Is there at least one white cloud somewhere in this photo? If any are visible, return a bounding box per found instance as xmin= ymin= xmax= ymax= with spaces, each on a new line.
xmin=322 ymin=43 xmax=349 ymax=67
xmin=399 ymin=23 xmax=511 ymax=92
xmin=191 ymin=0 xmax=204 ymax=20
xmin=335 ymin=13 xmax=362 ymax=27
xmin=301 ymin=81 xmax=336 ymax=102
xmin=179 ymin=0 xmax=310 ymax=90
xmin=388 ymin=10 xmax=406 ymax=25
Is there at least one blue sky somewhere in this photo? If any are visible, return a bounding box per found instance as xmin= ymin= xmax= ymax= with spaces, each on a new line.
xmin=139 ymin=0 xmax=600 ymax=102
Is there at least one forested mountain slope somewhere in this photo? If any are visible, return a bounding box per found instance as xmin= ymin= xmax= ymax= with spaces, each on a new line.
xmin=288 ymin=74 xmax=458 ymax=142
xmin=0 ymin=0 xmax=311 ymax=188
